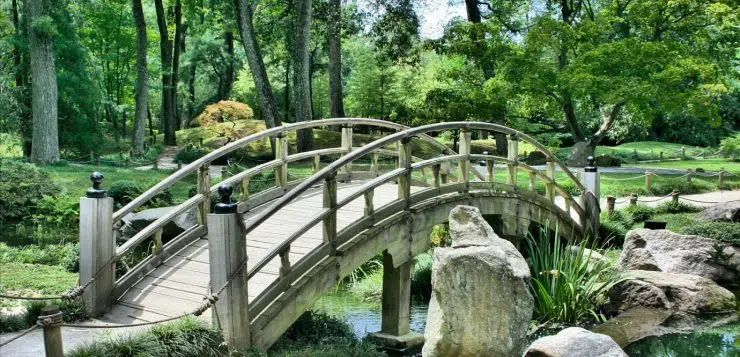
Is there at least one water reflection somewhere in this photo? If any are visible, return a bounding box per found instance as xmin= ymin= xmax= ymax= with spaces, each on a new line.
xmin=313 ymin=293 xmax=429 ymax=338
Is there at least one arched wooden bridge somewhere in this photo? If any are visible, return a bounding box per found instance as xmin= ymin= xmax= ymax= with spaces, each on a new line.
xmin=79 ymin=119 xmax=599 ymax=350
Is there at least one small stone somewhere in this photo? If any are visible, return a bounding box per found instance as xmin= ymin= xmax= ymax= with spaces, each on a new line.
xmin=524 ymin=327 xmax=627 ymax=357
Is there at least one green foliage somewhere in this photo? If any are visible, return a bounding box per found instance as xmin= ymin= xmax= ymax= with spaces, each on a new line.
xmin=718 ymin=133 xmax=740 ymax=161
xmin=598 ymin=211 xmax=633 ymax=246
xmin=682 ymin=222 xmax=740 ymax=245
xmin=0 ymin=160 xmax=58 ymax=223
xmin=27 ymin=194 xmax=79 ymax=231
xmin=107 ymin=180 xmax=173 ymax=210
xmin=525 ymin=227 xmax=626 ymax=325
xmin=66 ymin=317 xmax=227 ymax=357
xmin=654 ymin=201 xmax=702 ymax=214
xmin=706 ymin=243 xmax=737 ymax=269
xmin=174 ymin=146 xmax=210 ymax=164
xmin=410 ymin=252 xmax=432 ymax=301
xmin=0 ymin=242 xmax=78 ymax=272
xmin=624 ymin=204 xmax=656 ymax=223
xmin=0 ymin=263 xmax=77 ymax=307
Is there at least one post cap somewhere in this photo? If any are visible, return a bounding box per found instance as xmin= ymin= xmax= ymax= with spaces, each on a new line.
xmin=86 ymin=172 xmax=106 ymax=198
xmin=214 ymin=184 xmax=237 ymax=214
xmin=585 ymin=156 xmax=597 ymax=172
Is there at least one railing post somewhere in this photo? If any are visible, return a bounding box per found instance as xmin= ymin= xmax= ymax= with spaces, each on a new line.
xmin=207 ymin=185 xmax=250 ymax=350
xmin=221 ymin=166 xmax=229 ymax=182
xmin=718 ymin=168 xmax=725 ymax=188
xmin=341 ymin=124 xmax=353 ymax=182
xmin=645 ymin=170 xmax=652 ymax=192
xmin=323 ymin=173 xmax=338 ymax=256
xmin=177 ymin=160 xmax=183 ymax=170
xmin=279 ymin=246 xmax=291 ymax=279
xmin=275 ymin=134 xmax=288 ymax=188
xmin=580 ymin=156 xmax=601 ymax=237
xmin=371 ymin=153 xmax=379 ymax=174
xmin=507 ymin=134 xmax=518 ymax=186
xmin=528 ymin=171 xmax=536 ymax=192
xmin=432 ymin=164 xmax=441 ymax=188
xmin=197 ymin=164 xmax=211 ymax=225
xmin=630 ymin=193 xmax=638 ymax=206
xmin=398 ymin=137 xmax=412 ymax=202
xmin=606 ymin=195 xmax=616 ymax=216
xmin=364 ymin=189 xmax=375 ymax=216
xmin=671 ymin=190 xmax=679 ymax=204
xmin=486 ymin=157 xmax=494 ymax=183
xmin=313 ymin=155 xmax=321 ymax=174
xmin=240 ymin=177 xmax=251 ymax=202
xmin=458 ymin=128 xmax=471 ymax=185
xmin=686 ymin=169 xmax=692 ymax=183
xmin=545 ymin=159 xmax=555 ymax=202
xmin=39 ymin=305 xmax=64 ymax=357
xmin=440 ymin=161 xmax=450 ymax=184
xmin=79 ymin=172 xmax=115 ymax=317
xmin=681 ymin=146 xmax=686 ymax=159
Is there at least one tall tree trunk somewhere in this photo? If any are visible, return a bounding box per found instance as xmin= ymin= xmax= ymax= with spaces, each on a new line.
xmin=171 ymin=0 xmax=183 ymax=128
xmin=293 ymin=0 xmax=314 ymax=152
xmin=147 ymin=105 xmax=154 ymax=139
xmin=12 ymin=0 xmax=31 ymax=157
xmin=234 ymin=0 xmax=281 ymax=145
xmin=26 ymin=0 xmax=59 ymax=163
xmin=131 ymin=0 xmax=147 ymax=156
xmin=284 ymin=57 xmax=290 ymax=124
xmin=218 ymin=30 xmax=235 ymax=100
xmin=185 ymin=59 xmax=196 ymax=128
xmin=155 ymin=0 xmax=176 ymax=145
xmin=327 ymin=0 xmax=344 ymax=118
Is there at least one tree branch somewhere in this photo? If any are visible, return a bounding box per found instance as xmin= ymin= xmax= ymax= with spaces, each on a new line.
xmin=592 ymin=101 xmax=625 ymax=142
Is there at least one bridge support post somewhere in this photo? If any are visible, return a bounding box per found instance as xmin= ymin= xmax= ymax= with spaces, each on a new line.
xmin=580 ymin=156 xmax=601 ymax=238
xmin=79 ymin=172 xmax=115 ymax=317
xmin=368 ymin=251 xmax=424 ymax=353
xmin=207 ymin=185 xmax=250 ymax=350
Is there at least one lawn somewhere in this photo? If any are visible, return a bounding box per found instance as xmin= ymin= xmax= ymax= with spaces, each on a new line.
xmin=630 ymin=158 xmax=740 ymax=173
xmin=0 ymin=262 xmax=77 ymax=308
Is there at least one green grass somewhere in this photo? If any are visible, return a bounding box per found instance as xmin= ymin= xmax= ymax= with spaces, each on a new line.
xmin=631 ymin=158 xmax=740 ymax=173
xmin=0 ymin=262 xmax=77 ymax=307
xmin=556 ymin=141 xmax=714 ymax=164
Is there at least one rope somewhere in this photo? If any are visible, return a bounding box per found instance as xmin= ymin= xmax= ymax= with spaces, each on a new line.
xmin=636 ymin=193 xmax=673 ymax=203
xmin=679 ymin=197 xmax=740 ymax=204
xmin=0 ymin=324 xmax=40 ymax=347
xmin=601 ymin=174 xmax=647 ymax=181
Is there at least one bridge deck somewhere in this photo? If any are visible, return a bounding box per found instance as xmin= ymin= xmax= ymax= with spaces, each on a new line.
xmin=102 ymin=181 xmax=416 ymax=324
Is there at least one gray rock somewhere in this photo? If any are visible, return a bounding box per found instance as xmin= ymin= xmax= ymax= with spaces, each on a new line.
xmin=619 ymin=229 xmax=739 ymax=284
xmin=696 ymin=201 xmax=740 ymax=222
xmin=119 ymin=206 xmax=197 ymax=242
xmin=607 ymin=270 xmax=736 ymax=314
xmin=423 ymin=206 xmax=533 ymax=357
xmin=523 ymin=327 xmax=627 ymax=357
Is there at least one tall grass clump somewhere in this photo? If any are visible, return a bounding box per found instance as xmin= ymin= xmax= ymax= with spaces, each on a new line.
xmin=525 ymin=226 xmax=627 ymax=326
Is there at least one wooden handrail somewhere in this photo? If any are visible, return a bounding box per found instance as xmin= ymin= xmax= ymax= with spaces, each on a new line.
xmin=113 ymin=118 xmax=451 ymax=222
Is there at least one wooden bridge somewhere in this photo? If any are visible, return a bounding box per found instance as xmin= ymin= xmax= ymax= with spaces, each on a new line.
xmin=76 ymin=119 xmax=600 ymax=351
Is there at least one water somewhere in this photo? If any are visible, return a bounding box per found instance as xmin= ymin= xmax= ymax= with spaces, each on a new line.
xmin=313 ymin=293 xmax=429 ymax=338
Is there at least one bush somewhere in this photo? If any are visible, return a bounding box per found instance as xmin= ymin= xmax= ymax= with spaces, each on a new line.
xmin=624 ymin=204 xmax=656 ymax=223
xmin=0 ymin=160 xmax=58 ymax=223
xmin=525 ymin=226 xmax=627 ymax=325
xmin=66 ymin=317 xmax=226 ymax=357
xmin=1 ymin=299 xmax=87 ymax=333
xmin=682 ymin=222 xmax=740 ymax=245
xmin=718 ymin=133 xmax=740 ymax=161
xmin=0 ymin=242 xmax=79 ymax=272
xmin=174 ymin=145 xmax=210 ymax=164
xmin=598 ymin=211 xmax=633 ymax=246
xmin=107 ymin=180 xmax=173 ymax=210
xmin=654 ymin=201 xmax=702 ymax=214
xmin=191 ymin=100 xmax=254 ymax=127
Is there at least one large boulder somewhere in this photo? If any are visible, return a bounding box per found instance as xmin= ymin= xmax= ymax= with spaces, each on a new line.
xmin=695 ymin=201 xmax=740 ymax=222
xmin=607 ymin=270 xmax=736 ymax=314
xmin=523 ymin=327 xmax=627 ymax=357
xmin=422 ymin=206 xmax=533 ymax=357
xmin=619 ymin=229 xmax=739 ymax=284
xmin=119 ymin=206 xmax=197 ymax=242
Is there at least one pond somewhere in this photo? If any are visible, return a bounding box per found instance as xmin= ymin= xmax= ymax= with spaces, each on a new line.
xmin=313 ymin=292 xmax=740 ymax=357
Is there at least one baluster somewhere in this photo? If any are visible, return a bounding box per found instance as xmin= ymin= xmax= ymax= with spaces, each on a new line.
xmin=240 ymin=177 xmax=251 ymax=202
xmin=458 ymin=128 xmax=471 ymax=185
xmin=341 ymin=124 xmax=353 ymax=181
xmin=313 ymin=155 xmax=321 ymax=174
xmin=153 ymin=227 xmax=163 ymax=254
xmin=528 ymin=171 xmax=536 ymax=191
xmin=545 ymin=158 xmax=555 ymax=202
xmin=440 ymin=161 xmax=450 ymax=184
xmin=398 ymin=137 xmax=412 ymax=203
xmin=279 ymin=246 xmax=291 ymax=278
xmin=197 ymin=164 xmax=211 ymax=225
xmin=323 ymin=173 xmax=338 ymax=255
xmin=432 ymin=164 xmax=441 ymax=188
xmin=486 ymin=158 xmax=494 ymax=183
xmin=221 ymin=166 xmax=229 ymax=182
xmin=275 ymin=134 xmax=288 ymax=188
xmin=507 ymin=135 xmax=519 ymax=186
xmin=371 ymin=153 xmax=379 ymax=174
xmin=364 ymin=189 xmax=375 ymax=216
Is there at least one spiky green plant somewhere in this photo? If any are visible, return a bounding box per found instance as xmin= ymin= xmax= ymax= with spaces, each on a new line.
xmin=524 ymin=225 xmax=627 ymax=326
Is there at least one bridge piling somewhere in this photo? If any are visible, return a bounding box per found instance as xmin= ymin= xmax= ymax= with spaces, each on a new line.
xmin=79 ymin=172 xmax=115 ymax=317
xmin=208 ymin=184 xmax=250 ymax=350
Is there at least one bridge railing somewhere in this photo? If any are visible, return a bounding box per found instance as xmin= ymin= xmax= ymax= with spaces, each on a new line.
xmin=99 ymin=118 xmax=462 ymax=306
xmin=233 ymin=122 xmax=595 ymax=334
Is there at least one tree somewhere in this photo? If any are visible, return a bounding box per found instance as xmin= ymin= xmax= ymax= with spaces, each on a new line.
xmin=171 ymin=0 xmax=184 ymax=132
xmin=155 ymin=0 xmax=176 ymax=145
xmin=131 ymin=0 xmax=147 ymax=156
xmin=294 ymin=0 xmax=314 ymax=152
xmin=25 ymin=0 xmax=59 ymax=163
xmin=326 ymin=0 xmax=344 ymax=118
xmin=234 ymin=0 xmax=281 ymax=142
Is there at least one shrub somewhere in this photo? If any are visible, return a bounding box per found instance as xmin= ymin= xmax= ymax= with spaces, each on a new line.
xmin=0 ymin=299 xmax=88 ymax=333
xmin=107 ymin=180 xmax=173 ymax=210
xmin=0 ymin=160 xmax=58 ymax=223
xmin=624 ymin=204 xmax=656 ymax=223
xmin=598 ymin=211 xmax=632 ymax=246
xmin=174 ymin=146 xmax=210 ymax=164
xmin=191 ymin=100 xmax=254 ymax=127
xmin=654 ymin=201 xmax=702 ymax=214
xmin=66 ymin=317 xmax=226 ymax=357
xmin=0 ymin=242 xmax=79 ymax=272
xmin=718 ymin=133 xmax=740 ymax=161
xmin=682 ymin=222 xmax=740 ymax=245
xmin=26 ymin=194 xmax=79 ymax=230
xmin=524 ymin=226 xmax=627 ymax=325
